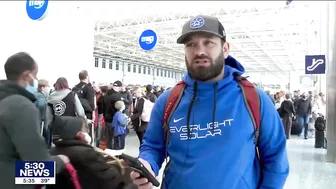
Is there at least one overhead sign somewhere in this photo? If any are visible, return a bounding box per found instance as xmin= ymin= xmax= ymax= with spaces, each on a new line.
xmin=26 ymin=0 xmax=49 ymax=21
xmin=139 ymin=29 xmax=157 ymax=51
xmin=305 ymin=55 xmax=326 ymax=74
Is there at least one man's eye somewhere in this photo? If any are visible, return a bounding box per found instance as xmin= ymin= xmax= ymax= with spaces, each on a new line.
xmin=185 ymin=43 xmax=195 ymax=47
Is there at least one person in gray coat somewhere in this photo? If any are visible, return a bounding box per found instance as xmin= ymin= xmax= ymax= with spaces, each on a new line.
xmin=0 ymin=52 xmax=69 ymax=189
xmin=45 ymin=77 xmax=86 ymax=129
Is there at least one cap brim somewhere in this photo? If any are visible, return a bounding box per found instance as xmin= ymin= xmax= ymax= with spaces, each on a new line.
xmin=176 ymin=30 xmax=224 ymax=44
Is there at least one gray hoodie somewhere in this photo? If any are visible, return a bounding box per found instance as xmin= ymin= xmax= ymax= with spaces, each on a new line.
xmin=45 ymin=89 xmax=86 ymax=127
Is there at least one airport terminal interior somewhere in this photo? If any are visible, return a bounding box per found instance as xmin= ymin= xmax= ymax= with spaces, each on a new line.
xmin=1 ymin=1 xmax=336 ymax=189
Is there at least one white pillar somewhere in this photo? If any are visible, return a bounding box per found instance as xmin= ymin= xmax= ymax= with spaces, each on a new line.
xmin=326 ymin=1 xmax=336 ymax=163
xmin=0 ymin=2 xmax=94 ymax=87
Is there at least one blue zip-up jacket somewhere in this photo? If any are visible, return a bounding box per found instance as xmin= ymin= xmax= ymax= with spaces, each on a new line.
xmin=139 ymin=56 xmax=289 ymax=189
xmin=35 ymin=91 xmax=47 ymax=121
xmin=112 ymin=111 xmax=128 ymax=136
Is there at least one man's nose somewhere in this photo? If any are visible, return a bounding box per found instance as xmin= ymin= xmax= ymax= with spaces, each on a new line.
xmin=194 ymin=45 xmax=206 ymax=57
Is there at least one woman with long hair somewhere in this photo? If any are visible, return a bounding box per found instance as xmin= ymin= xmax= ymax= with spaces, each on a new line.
xmin=45 ymin=77 xmax=86 ymax=132
xmin=130 ymin=86 xmax=150 ymax=145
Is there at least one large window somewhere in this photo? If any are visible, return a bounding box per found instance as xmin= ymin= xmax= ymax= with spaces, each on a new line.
xmin=156 ymin=68 xmax=159 ymax=76
xmin=148 ymin=67 xmax=151 ymax=75
xmin=138 ymin=65 xmax=142 ymax=73
xmin=127 ymin=64 xmax=131 ymax=72
xmin=94 ymin=58 xmax=98 ymax=67
xmin=109 ymin=61 xmax=113 ymax=69
xmin=160 ymin=69 xmax=163 ymax=77
xmin=102 ymin=59 xmax=106 ymax=68
xmin=143 ymin=66 xmax=146 ymax=74
xmin=133 ymin=64 xmax=136 ymax=73
xmin=115 ymin=62 xmax=119 ymax=70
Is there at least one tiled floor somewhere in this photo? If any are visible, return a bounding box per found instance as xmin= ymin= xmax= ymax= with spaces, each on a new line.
xmin=284 ymin=136 xmax=336 ymax=189
xmin=124 ymin=132 xmax=336 ymax=189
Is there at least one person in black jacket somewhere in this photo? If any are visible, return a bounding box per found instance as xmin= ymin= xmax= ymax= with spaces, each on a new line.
xmin=131 ymin=86 xmax=149 ymax=144
xmin=145 ymin=84 xmax=157 ymax=103
xmin=279 ymin=94 xmax=296 ymax=139
xmin=103 ymin=81 xmax=122 ymax=149
xmin=295 ymin=93 xmax=312 ymax=139
xmin=96 ymin=85 xmax=108 ymax=147
xmin=73 ymin=70 xmax=95 ymax=120
xmin=120 ymin=85 xmax=133 ymax=116
xmin=0 ymin=52 xmax=69 ymax=189
xmin=49 ymin=116 xmax=136 ymax=189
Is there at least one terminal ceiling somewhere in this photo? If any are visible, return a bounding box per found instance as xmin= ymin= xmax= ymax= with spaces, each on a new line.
xmin=93 ymin=1 xmax=322 ymax=81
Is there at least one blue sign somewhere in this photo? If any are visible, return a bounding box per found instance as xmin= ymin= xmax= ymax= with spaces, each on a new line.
xmin=190 ymin=16 xmax=205 ymax=29
xmin=305 ymin=55 xmax=326 ymax=74
xmin=15 ymin=161 xmax=55 ymax=184
xmin=26 ymin=0 xmax=49 ymax=21
xmin=139 ymin=29 xmax=157 ymax=51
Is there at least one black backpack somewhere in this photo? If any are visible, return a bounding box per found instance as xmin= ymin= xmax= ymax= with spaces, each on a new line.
xmin=72 ymin=84 xmax=93 ymax=113
xmin=72 ymin=84 xmax=86 ymax=99
xmin=314 ymin=116 xmax=326 ymax=131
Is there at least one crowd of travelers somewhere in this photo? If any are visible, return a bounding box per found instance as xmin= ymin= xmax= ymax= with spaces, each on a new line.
xmin=0 ymin=14 xmax=315 ymax=189
xmin=0 ymin=51 xmax=169 ymax=188
xmin=265 ymin=89 xmax=326 ymax=139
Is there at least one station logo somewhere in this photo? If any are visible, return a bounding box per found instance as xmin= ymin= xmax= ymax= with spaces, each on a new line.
xmin=26 ymin=0 xmax=49 ymax=21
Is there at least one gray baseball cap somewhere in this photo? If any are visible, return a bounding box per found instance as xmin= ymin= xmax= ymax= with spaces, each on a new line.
xmin=177 ymin=15 xmax=226 ymax=44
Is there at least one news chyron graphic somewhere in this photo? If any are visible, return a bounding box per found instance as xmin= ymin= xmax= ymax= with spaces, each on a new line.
xmin=139 ymin=29 xmax=158 ymax=51
xmin=26 ymin=0 xmax=49 ymax=21
xmin=15 ymin=161 xmax=55 ymax=185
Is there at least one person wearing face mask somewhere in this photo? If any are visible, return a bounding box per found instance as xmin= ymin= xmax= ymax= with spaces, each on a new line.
xmin=0 ymin=52 xmax=69 ymax=189
xmin=35 ymin=79 xmax=51 ymax=147
xmin=50 ymin=116 xmax=136 ymax=189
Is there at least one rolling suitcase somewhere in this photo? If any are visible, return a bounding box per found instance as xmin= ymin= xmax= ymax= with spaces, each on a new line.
xmin=314 ymin=116 xmax=326 ymax=148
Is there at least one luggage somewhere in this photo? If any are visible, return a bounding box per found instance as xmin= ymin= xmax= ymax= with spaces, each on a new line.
xmin=315 ymin=116 xmax=326 ymax=131
xmin=315 ymin=116 xmax=327 ymax=148
xmin=315 ymin=130 xmax=327 ymax=149
xmin=291 ymin=117 xmax=301 ymax=135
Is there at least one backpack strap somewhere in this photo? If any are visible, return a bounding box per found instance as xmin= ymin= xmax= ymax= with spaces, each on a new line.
xmin=235 ymin=76 xmax=262 ymax=162
xmin=162 ymin=81 xmax=186 ymax=159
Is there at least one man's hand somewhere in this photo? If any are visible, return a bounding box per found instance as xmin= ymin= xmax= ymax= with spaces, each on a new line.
xmin=129 ymin=158 xmax=157 ymax=189
xmin=57 ymin=154 xmax=70 ymax=164
xmin=87 ymin=119 xmax=93 ymax=124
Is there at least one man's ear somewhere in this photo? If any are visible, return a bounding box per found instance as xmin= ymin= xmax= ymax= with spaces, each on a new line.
xmin=223 ymin=42 xmax=230 ymax=59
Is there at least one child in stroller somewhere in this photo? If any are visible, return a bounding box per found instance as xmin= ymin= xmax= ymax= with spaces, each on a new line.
xmin=47 ymin=116 xmax=136 ymax=189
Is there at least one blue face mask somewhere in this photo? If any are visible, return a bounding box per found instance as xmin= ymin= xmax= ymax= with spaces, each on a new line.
xmin=25 ymin=79 xmax=38 ymax=94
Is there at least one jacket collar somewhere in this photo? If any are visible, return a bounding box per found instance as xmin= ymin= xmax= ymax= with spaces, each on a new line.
xmin=0 ymin=80 xmax=36 ymax=102
xmin=54 ymin=140 xmax=93 ymax=148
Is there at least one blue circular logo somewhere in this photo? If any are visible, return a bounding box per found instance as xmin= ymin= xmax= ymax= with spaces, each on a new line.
xmin=190 ymin=17 xmax=205 ymax=29
xmin=26 ymin=0 xmax=49 ymax=21
xmin=139 ymin=29 xmax=158 ymax=51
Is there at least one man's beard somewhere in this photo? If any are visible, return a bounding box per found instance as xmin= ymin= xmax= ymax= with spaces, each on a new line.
xmin=186 ymin=52 xmax=224 ymax=81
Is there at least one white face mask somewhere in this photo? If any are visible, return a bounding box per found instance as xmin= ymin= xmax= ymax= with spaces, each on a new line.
xmin=83 ymin=132 xmax=92 ymax=144
xmin=43 ymin=88 xmax=50 ymax=95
